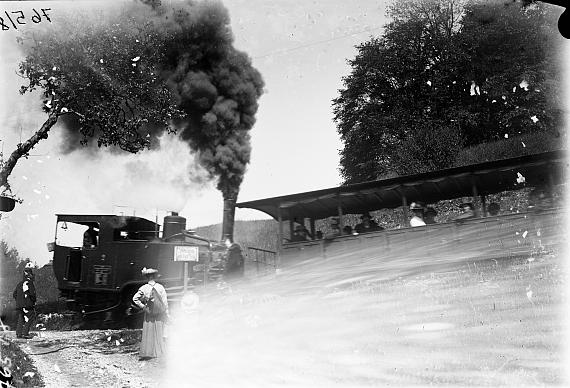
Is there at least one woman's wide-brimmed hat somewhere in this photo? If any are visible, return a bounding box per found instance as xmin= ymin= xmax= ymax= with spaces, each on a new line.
xmin=141 ymin=267 xmax=159 ymax=276
xmin=410 ymin=202 xmax=424 ymax=210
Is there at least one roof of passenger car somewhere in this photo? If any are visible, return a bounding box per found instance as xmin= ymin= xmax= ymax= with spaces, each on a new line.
xmin=236 ymin=150 xmax=567 ymax=221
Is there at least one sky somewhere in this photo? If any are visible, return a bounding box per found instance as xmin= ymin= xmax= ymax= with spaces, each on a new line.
xmin=0 ymin=0 xmax=389 ymax=265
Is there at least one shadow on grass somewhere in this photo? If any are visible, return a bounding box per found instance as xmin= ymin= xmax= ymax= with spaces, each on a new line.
xmin=0 ymin=336 xmax=44 ymax=387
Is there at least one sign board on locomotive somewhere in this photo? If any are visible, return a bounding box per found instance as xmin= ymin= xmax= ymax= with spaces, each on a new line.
xmin=174 ymin=245 xmax=199 ymax=262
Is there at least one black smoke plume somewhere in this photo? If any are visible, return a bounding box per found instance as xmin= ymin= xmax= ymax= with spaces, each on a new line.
xmin=55 ymin=0 xmax=264 ymax=200
xmin=156 ymin=1 xmax=265 ymax=199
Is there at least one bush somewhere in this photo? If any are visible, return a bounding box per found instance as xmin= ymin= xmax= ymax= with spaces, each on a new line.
xmin=454 ymin=131 xmax=565 ymax=167
xmin=33 ymin=265 xmax=60 ymax=305
xmin=392 ymin=120 xmax=464 ymax=175
xmin=0 ymin=337 xmax=44 ymax=387
xmin=35 ymin=312 xmax=74 ymax=331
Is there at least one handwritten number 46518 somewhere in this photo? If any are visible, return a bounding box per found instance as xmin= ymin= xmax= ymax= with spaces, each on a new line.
xmin=1 ymin=8 xmax=52 ymax=30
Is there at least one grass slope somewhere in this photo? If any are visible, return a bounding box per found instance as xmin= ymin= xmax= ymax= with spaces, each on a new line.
xmin=164 ymin=242 xmax=567 ymax=386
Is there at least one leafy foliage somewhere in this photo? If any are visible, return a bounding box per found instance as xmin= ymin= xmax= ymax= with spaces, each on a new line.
xmin=454 ymin=131 xmax=565 ymax=167
xmin=0 ymin=338 xmax=44 ymax=387
xmin=458 ymin=1 xmax=562 ymax=144
xmin=1 ymin=241 xmax=25 ymax=309
xmin=333 ymin=0 xmax=564 ymax=183
xmin=17 ymin=10 xmax=182 ymax=153
xmin=391 ymin=119 xmax=464 ymax=175
xmin=33 ymin=264 xmax=60 ymax=304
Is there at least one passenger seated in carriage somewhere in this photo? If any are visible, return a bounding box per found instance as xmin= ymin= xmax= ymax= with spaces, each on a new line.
xmin=409 ymin=202 xmax=426 ymax=227
xmin=528 ymin=186 xmax=551 ymax=212
xmin=291 ymin=225 xmax=311 ymax=242
xmin=487 ymin=202 xmax=500 ymax=216
xmin=455 ymin=202 xmax=475 ymax=221
xmin=424 ymin=207 xmax=437 ymax=224
xmin=354 ymin=212 xmax=383 ymax=234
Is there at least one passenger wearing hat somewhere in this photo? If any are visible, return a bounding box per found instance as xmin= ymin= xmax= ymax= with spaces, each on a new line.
xmin=487 ymin=202 xmax=500 ymax=217
xmin=409 ymin=202 xmax=426 ymax=227
xmin=355 ymin=212 xmax=383 ymax=234
xmin=455 ymin=202 xmax=475 ymax=221
xmin=12 ymin=262 xmax=36 ymax=339
xmin=133 ymin=267 xmax=169 ymax=360
xmin=291 ymin=224 xmax=311 ymax=242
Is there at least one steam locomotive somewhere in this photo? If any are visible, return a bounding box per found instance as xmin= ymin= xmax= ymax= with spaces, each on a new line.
xmin=50 ymin=213 xmax=239 ymax=327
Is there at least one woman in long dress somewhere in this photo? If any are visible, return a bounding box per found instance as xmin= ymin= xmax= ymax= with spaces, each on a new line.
xmin=132 ymin=267 xmax=169 ymax=360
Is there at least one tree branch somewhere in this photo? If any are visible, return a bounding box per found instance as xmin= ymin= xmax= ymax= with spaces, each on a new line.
xmin=0 ymin=112 xmax=59 ymax=188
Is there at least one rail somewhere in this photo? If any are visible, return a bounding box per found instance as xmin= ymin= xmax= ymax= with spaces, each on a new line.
xmin=246 ymin=247 xmax=277 ymax=275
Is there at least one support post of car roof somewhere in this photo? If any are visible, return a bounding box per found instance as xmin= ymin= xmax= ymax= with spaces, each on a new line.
xmin=547 ymin=170 xmax=555 ymax=208
xmin=471 ymin=176 xmax=480 ymax=218
xmin=401 ymin=195 xmax=408 ymax=227
xmin=337 ymin=193 xmax=344 ymax=235
xmin=277 ymin=204 xmax=283 ymax=269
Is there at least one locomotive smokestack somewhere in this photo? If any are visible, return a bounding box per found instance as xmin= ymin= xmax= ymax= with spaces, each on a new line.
xmin=222 ymin=197 xmax=236 ymax=243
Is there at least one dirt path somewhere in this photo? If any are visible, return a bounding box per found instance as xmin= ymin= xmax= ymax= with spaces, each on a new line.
xmin=9 ymin=330 xmax=164 ymax=387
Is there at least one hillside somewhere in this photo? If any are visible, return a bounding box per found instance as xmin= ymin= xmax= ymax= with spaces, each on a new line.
xmin=195 ymin=219 xmax=279 ymax=252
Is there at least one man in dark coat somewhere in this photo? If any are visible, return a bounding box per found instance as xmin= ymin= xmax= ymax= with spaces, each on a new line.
xmin=355 ymin=212 xmax=383 ymax=234
xmin=225 ymin=242 xmax=245 ymax=278
xmin=12 ymin=264 xmax=36 ymax=339
xmin=83 ymin=225 xmax=99 ymax=248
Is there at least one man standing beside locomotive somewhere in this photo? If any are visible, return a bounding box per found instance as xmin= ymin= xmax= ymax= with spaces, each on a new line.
xmin=12 ymin=263 xmax=36 ymax=339
xmin=132 ymin=267 xmax=169 ymax=360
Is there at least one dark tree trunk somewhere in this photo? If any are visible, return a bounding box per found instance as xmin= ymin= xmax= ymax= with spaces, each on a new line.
xmin=0 ymin=112 xmax=59 ymax=190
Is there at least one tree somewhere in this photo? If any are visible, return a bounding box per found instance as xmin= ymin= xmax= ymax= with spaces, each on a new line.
xmin=458 ymin=0 xmax=563 ymax=144
xmin=1 ymin=241 xmax=25 ymax=310
xmin=333 ymin=0 xmax=563 ymax=184
xmin=1 ymin=0 xmax=263 ymax=204
xmin=0 ymin=8 xmax=181 ymax=194
xmin=334 ymin=0 xmax=467 ymax=183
